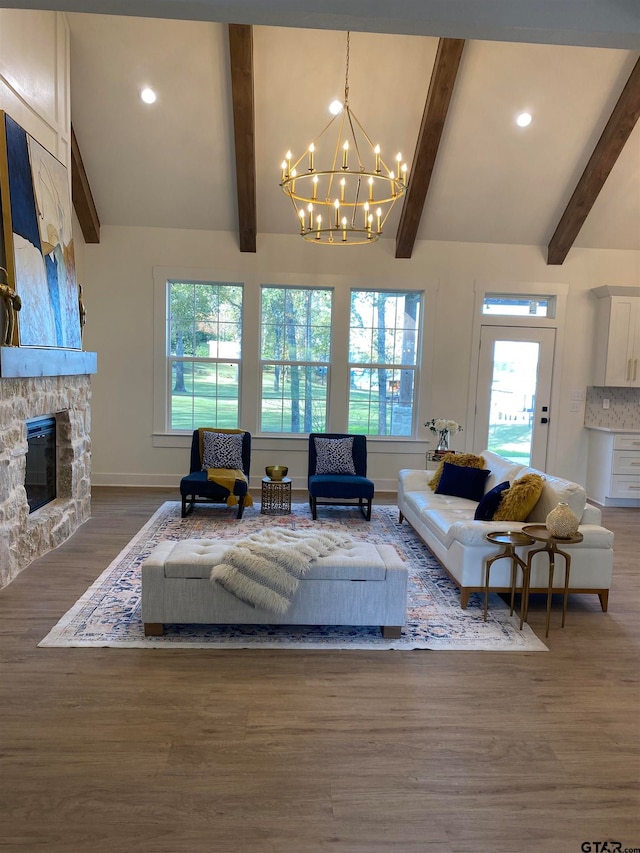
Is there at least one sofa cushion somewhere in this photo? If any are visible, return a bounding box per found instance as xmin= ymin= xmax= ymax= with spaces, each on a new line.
xmin=480 ymin=450 xmax=526 ymax=494
xmin=517 ymin=468 xmax=587 ymax=523
xmin=436 ymin=462 xmax=490 ymax=502
xmin=429 ymin=453 xmax=486 ymax=491
xmin=493 ymin=473 xmax=544 ymax=522
xmin=474 ymin=481 xmax=510 ymax=520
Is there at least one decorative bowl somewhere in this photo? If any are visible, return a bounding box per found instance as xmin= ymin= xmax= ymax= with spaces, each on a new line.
xmin=266 ymin=465 xmax=288 ymax=481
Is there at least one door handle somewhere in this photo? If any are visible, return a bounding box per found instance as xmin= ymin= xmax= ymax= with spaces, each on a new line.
xmin=540 ymin=417 xmax=549 ymax=424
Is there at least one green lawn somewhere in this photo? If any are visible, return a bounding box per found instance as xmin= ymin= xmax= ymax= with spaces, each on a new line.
xmin=487 ymin=423 xmax=532 ymax=463
xmin=170 ymin=364 xmax=407 ymax=434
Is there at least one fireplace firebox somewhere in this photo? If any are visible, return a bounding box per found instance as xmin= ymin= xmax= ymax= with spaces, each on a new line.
xmin=25 ymin=416 xmax=57 ymax=512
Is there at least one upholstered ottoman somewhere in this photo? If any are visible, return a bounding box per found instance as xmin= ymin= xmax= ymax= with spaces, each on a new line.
xmin=141 ymin=538 xmax=408 ymax=638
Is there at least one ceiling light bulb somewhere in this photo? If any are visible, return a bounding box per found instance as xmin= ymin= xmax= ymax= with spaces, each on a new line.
xmin=329 ymin=100 xmax=343 ymax=115
xmin=516 ymin=112 xmax=532 ymax=127
xmin=140 ymin=87 xmax=156 ymax=104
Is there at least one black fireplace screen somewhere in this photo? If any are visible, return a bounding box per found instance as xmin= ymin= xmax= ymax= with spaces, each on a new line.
xmin=25 ymin=416 xmax=56 ymax=512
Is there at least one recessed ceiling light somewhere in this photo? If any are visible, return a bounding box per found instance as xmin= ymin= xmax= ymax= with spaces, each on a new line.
xmin=516 ymin=112 xmax=532 ymax=127
xmin=329 ymin=99 xmax=343 ymax=115
xmin=140 ymin=87 xmax=157 ymax=105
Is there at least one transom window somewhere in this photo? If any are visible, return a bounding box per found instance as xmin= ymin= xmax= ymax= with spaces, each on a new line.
xmin=167 ymin=281 xmax=243 ymax=430
xmin=483 ymin=294 xmax=554 ymax=317
xmin=260 ymin=286 xmax=332 ymax=433
xmin=348 ymin=289 xmax=421 ymax=436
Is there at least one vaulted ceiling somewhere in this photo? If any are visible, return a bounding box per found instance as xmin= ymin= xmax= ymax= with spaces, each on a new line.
xmin=42 ymin=2 xmax=640 ymax=260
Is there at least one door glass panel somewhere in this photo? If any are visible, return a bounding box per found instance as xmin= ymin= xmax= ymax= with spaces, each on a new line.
xmin=487 ymin=340 xmax=539 ymax=465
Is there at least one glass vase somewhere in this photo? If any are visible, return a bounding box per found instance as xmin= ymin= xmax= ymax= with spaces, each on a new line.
xmin=436 ymin=429 xmax=450 ymax=453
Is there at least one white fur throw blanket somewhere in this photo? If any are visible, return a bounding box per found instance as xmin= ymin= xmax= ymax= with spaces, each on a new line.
xmin=210 ymin=528 xmax=353 ymax=614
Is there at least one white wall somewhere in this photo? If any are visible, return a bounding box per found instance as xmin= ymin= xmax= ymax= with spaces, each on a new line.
xmin=0 ymin=9 xmax=70 ymax=171
xmin=79 ymin=223 xmax=639 ymax=490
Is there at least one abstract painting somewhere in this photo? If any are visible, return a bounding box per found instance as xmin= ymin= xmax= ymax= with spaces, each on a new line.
xmin=0 ymin=111 xmax=81 ymax=348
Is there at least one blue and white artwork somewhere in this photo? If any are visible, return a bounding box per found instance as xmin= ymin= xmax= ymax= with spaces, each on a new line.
xmin=1 ymin=112 xmax=81 ymax=349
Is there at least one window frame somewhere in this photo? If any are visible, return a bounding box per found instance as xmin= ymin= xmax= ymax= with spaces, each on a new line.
xmin=347 ymin=287 xmax=423 ymax=437
xmin=258 ymin=284 xmax=333 ymax=435
xmin=482 ymin=292 xmax=556 ymax=318
xmin=155 ymin=276 xmax=244 ymax=438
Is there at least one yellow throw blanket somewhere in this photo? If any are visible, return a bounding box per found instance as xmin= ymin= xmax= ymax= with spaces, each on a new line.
xmin=206 ymin=468 xmax=253 ymax=508
xmin=197 ymin=428 xmax=253 ymax=507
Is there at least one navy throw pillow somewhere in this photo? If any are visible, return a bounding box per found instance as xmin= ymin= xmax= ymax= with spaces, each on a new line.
xmin=474 ymin=481 xmax=510 ymax=520
xmin=435 ymin=462 xmax=491 ymax=502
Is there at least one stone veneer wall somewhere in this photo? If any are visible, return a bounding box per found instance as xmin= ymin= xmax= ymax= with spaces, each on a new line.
xmin=0 ymin=375 xmax=92 ymax=588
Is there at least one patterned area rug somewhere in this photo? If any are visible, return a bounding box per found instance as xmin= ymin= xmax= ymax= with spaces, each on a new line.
xmin=39 ymin=502 xmax=547 ymax=651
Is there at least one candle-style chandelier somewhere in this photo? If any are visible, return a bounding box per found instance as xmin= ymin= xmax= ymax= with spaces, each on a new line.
xmin=279 ymin=32 xmax=408 ymax=245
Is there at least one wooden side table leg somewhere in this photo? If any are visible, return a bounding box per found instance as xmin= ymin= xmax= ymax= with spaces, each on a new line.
xmin=545 ymin=546 xmax=555 ymax=638
xmin=484 ymin=553 xmax=502 ymax=621
xmin=514 ymin=555 xmax=528 ymax=630
xmin=559 ymin=549 xmax=572 ymax=628
xmin=525 ymin=547 xmax=545 ymax=629
xmin=508 ymin=548 xmax=517 ymax=617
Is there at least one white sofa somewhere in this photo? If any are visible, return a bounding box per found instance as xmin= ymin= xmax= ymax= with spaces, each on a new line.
xmin=398 ymin=450 xmax=614 ymax=610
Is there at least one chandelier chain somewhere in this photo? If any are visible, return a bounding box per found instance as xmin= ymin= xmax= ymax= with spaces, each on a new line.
xmin=344 ymin=31 xmax=350 ymax=105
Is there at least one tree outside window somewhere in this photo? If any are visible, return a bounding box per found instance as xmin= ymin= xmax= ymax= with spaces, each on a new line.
xmin=260 ymin=286 xmax=332 ymax=433
xmin=348 ymin=290 xmax=421 ymax=436
xmin=168 ymin=281 xmax=243 ymax=431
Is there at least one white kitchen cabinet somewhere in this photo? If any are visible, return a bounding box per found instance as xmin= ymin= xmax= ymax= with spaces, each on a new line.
xmin=592 ymin=286 xmax=640 ymax=387
xmin=587 ymin=430 xmax=640 ymax=506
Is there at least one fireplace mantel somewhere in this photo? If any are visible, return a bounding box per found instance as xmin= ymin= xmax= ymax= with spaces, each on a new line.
xmin=0 ymin=347 xmax=97 ymax=377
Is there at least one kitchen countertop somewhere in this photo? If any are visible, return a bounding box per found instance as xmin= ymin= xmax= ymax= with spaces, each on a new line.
xmin=584 ymin=426 xmax=640 ymax=433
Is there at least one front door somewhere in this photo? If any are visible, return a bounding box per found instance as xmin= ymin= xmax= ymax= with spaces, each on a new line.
xmin=473 ymin=326 xmax=556 ymax=469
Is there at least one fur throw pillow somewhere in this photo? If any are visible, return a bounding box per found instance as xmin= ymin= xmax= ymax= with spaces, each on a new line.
xmin=493 ymin=473 xmax=545 ymax=522
xmin=429 ymin=453 xmax=486 ymax=491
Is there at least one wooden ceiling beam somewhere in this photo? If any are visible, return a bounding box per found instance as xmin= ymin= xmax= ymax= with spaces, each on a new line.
xmin=228 ymin=23 xmax=257 ymax=253
xmin=395 ymin=38 xmax=465 ymax=259
xmin=547 ymin=56 xmax=640 ymax=265
xmin=71 ymin=124 xmax=100 ymax=243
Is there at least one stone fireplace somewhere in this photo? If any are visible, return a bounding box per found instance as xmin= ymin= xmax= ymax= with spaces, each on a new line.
xmin=0 ymin=370 xmax=93 ymax=588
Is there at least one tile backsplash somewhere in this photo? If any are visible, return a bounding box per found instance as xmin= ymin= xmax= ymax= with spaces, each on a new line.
xmin=585 ymin=387 xmax=640 ymax=429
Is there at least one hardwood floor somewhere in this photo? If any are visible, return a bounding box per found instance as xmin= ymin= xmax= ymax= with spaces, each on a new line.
xmin=1 ymin=487 xmax=638 ymax=853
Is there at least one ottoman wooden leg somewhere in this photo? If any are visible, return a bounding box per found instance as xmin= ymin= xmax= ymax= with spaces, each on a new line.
xmin=144 ymin=622 xmax=164 ymax=636
xmin=381 ymin=626 xmax=402 ymax=639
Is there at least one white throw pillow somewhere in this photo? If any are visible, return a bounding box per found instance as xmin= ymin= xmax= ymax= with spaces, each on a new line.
xmin=201 ymin=431 xmax=244 ymax=470
xmin=314 ymin=437 xmax=356 ymax=475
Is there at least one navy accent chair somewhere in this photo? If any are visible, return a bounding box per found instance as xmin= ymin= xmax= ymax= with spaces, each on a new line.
xmin=180 ymin=430 xmax=251 ymax=519
xmin=308 ymin=432 xmax=374 ymax=521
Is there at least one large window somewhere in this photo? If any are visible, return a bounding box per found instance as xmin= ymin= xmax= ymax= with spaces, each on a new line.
xmin=167 ymin=281 xmax=243 ymax=430
xmin=260 ymin=286 xmax=332 ymax=433
xmin=348 ymin=290 xmax=421 ymax=436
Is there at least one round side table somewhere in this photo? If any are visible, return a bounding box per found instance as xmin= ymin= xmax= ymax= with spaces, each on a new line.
xmin=522 ymin=524 xmax=584 ymax=637
xmin=261 ymin=477 xmax=292 ymax=515
xmin=484 ymin=531 xmax=535 ymax=628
